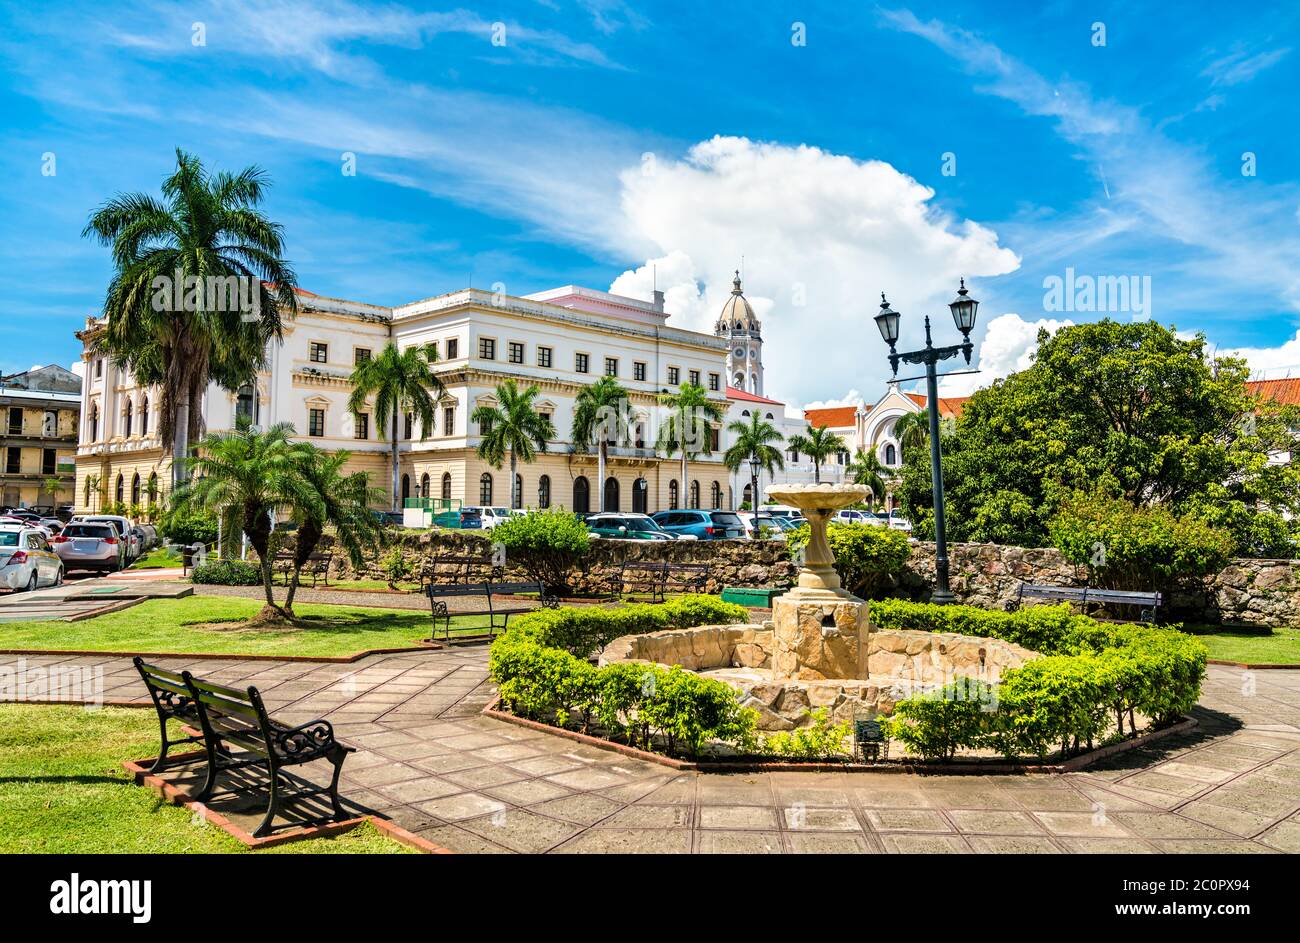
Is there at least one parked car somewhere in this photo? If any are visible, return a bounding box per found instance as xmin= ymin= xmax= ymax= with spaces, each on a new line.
xmin=833 ymin=509 xmax=872 ymax=525
xmin=651 ymin=509 xmax=744 ymax=540
xmin=460 ymin=506 xmax=515 ymax=530
xmin=762 ymin=504 xmax=801 ymax=521
xmin=52 ymin=521 xmax=126 ymax=573
xmin=134 ymin=522 xmax=159 ymax=550
xmin=586 ymin=513 xmax=676 ymax=540
xmin=71 ymin=515 xmax=140 ymax=561
xmin=370 ymin=510 xmax=405 ymax=527
xmin=737 ymin=512 xmax=789 ymax=539
xmin=39 ymin=518 xmax=64 ymax=535
xmin=454 ymin=509 xmax=483 ymax=529
xmin=0 ymin=524 xmax=65 ymax=590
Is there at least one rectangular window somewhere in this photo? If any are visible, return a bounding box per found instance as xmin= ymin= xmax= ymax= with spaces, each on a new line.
xmin=689 ymin=370 xmax=701 ymax=386
xmin=354 ymin=347 xmax=371 ymax=365
xmin=310 ymin=342 xmax=328 ymax=363
xmin=7 ymin=408 xmax=21 ymax=435
xmin=708 ymin=373 xmax=720 ymax=392
xmin=42 ymin=448 xmax=56 ymax=475
xmin=668 ymin=366 xmax=680 ymax=385
xmin=308 ymin=409 xmax=325 ymax=437
xmin=5 ymin=447 xmax=20 ymax=474
xmin=537 ymin=346 xmax=553 ymax=368
xmin=633 ymin=361 xmax=647 ymax=382
xmin=428 ymin=341 xmax=440 ymax=361
xmin=575 ymin=353 xmax=589 ymax=374
xmin=479 ymin=415 xmax=493 ymax=435
xmin=605 ymin=357 xmax=619 ymax=377
xmin=355 ymin=413 xmax=369 ymax=439
xmin=479 ymin=338 xmax=496 ymax=360
xmin=444 ymin=406 xmax=455 ymax=436
xmin=403 ymin=413 xmax=413 ymax=440
xmin=508 ymin=342 xmax=525 ymax=364
xmin=446 ymin=338 xmax=459 ymax=359
xmin=710 ymin=428 xmax=720 ymax=451
xmin=95 ymin=359 xmax=103 ymax=378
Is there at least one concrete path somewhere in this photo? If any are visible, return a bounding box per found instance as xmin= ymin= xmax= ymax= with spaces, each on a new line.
xmin=4 ymin=649 xmax=1298 ymax=853
xmin=0 ymin=578 xmax=191 ymax=623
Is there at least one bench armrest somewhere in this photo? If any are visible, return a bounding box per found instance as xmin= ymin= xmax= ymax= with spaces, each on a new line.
xmin=274 ymin=718 xmax=339 ymax=757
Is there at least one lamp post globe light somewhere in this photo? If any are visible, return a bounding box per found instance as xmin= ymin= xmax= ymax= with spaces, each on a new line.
xmin=873 ymin=279 xmax=980 ymax=604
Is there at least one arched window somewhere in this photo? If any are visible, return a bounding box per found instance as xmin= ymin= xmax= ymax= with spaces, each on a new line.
xmin=147 ymin=472 xmax=158 ymax=507
xmin=538 ymin=474 xmax=551 ymax=509
xmin=603 ymin=477 xmax=620 ymax=512
xmin=885 ymin=443 xmax=897 ymax=466
xmin=123 ymin=400 xmax=133 ymax=437
xmin=441 ymin=472 xmax=452 ymax=502
xmin=689 ymin=480 xmax=700 ymax=509
xmin=131 ymin=473 xmax=140 ymax=505
xmin=573 ymin=476 xmax=590 ymax=513
xmin=668 ymin=480 xmax=679 ymax=509
xmin=140 ymin=396 xmax=149 ymax=436
xmin=632 ymin=477 xmax=648 ymax=514
xmin=513 ymin=474 xmax=523 ymax=509
xmin=479 ymin=473 xmax=493 ymax=506
xmin=420 ymin=473 xmax=430 ymax=499
xmin=401 ymin=474 xmax=411 ymax=503
xmin=235 ymin=384 xmax=258 ymax=425
xmin=742 ymin=483 xmax=754 ymax=508
xmin=115 ymin=473 xmax=124 ymax=504
xmin=711 ymin=481 xmax=722 ymax=509
xmin=88 ymin=404 xmax=98 ymax=442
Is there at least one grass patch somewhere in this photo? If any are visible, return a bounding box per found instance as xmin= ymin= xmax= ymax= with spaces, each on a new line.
xmin=1182 ymin=624 xmax=1300 ymax=664
xmin=128 ymin=547 xmax=184 ymax=570
xmin=0 ymin=703 xmax=414 ymax=853
xmin=0 ymin=596 xmax=485 ymax=658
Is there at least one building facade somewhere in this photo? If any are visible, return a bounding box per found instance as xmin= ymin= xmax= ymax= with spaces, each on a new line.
xmin=0 ymin=365 xmax=81 ymax=510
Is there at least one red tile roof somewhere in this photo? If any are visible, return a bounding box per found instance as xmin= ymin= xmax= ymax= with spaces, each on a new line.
xmin=1247 ymin=378 xmax=1300 ymax=406
xmin=726 ymin=386 xmax=785 ymax=406
xmin=804 ymin=405 xmax=859 ymax=429
xmin=906 ymin=392 xmax=971 ymax=419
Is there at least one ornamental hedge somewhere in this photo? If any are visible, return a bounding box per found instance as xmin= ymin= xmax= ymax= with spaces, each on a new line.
xmin=873 ymin=600 xmax=1207 ymax=761
xmin=490 ymin=508 xmax=592 ymax=594
xmin=489 ymin=595 xmax=757 ymax=757
xmin=786 ymin=522 xmax=911 ymax=598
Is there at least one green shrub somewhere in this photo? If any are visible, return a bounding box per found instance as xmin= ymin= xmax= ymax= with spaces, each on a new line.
xmin=491 ymin=508 xmax=591 ymax=593
xmin=510 ymin=594 xmax=747 ymax=658
xmin=761 ymin=708 xmax=853 ymax=759
xmin=868 ymin=598 xmax=1081 ymax=653
xmin=159 ymin=508 xmax=218 ymax=547
xmin=1048 ymin=492 xmax=1235 ymax=588
xmin=379 ymin=547 xmax=413 ymax=589
xmin=190 ymin=558 xmax=261 ymax=585
xmin=787 ymin=522 xmax=911 ymax=598
xmin=990 ymin=656 xmax=1112 ymax=759
xmin=877 ymin=678 xmax=997 ymax=761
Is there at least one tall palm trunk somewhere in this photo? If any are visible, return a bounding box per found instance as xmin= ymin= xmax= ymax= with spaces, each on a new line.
xmin=509 ymin=449 xmax=518 ymax=509
xmin=172 ymin=387 xmax=190 ymax=490
xmin=390 ymin=410 xmax=401 ymax=513
xmin=814 ymin=458 xmax=821 ymax=484
xmin=597 ymin=442 xmax=607 ymax=512
xmin=680 ymin=454 xmax=688 ymax=509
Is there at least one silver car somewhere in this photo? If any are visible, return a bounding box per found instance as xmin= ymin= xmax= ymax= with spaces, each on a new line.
xmin=52 ymin=521 xmax=126 ymax=573
xmin=0 ymin=525 xmax=65 ymax=591
xmin=73 ymin=515 xmax=140 ymax=561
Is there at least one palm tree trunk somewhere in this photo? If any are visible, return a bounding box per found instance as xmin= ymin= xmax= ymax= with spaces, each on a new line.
xmin=814 ymin=458 xmax=821 ymax=484
xmin=680 ymin=454 xmax=688 ymax=509
xmin=509 ymin=450 xmax=518 ymax=509
xmin=390 ymin=411 xmax=401 ymax=513
xmin=598 ymin=443 xmax=607 ymax=512
xmin=172 ymin=387 xmax=190 ymax=491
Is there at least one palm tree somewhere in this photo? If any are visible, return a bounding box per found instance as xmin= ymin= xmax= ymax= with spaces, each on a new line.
xmin=348 ymin=343 xmax=446 ymax=512
xmin=846 ymin=448 xmax=891 ymax=506
xmin=893 ymin=410 xmax=930 ymax=463
xmin=471 ymin=380 xmax=556 ymax=508
xmin=572 ymin=375 xmax=628 ymax=512
xmin=787 ymin=425 xmax=847 ymax=483
xmin=658 ymin=383 xmax=726 ymax=508
xmin=723 ymin=412 xmax=785 ymax=528
xmin=284 ymin=449 xmax=385 ymax=615
xmin=85 ymin=474 xmax=102 ymax=512
xmin=173 ymin=420 xmax=316 ymax=622
xmin=83 ymin=149 xmax=299 ymax=490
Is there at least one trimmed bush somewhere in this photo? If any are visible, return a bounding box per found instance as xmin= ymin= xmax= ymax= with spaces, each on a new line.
xmin=873 ymin=600 xmax=1207 ymax=761
xmin=490 ymin=508 xmax=591 ymax=594
xmin=159 ymin=508 xmax=218 ymax=547
xmin=760 ymin=708 xmax=853 ymax=759
xmin=509 ymin=594 xmax=748 ymax=658
xmin=190 ymin=559 xmax=261 ymax=586
xmin=786 ymin=522 xmax=911 ymax=598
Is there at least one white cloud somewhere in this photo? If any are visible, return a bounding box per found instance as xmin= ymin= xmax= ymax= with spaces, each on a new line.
xmin=1202 ymin=45 xmax=1291 ymax=87
xmin=70 ymin=361 xmax=86 ymax=379
xmin=938 ymin=313 xmax=1073 ymax=395
xmin=800 ymin=390 xmax=868 ymax=411
xmin=1220 ymin=331 xmax=1300 ymax=380
xmin=608 ymin=136 xmax=1020 ymax=405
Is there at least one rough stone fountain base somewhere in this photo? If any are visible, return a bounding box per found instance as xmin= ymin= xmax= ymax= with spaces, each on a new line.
xmin=599 ymin=623 xmax=1038 ymax=730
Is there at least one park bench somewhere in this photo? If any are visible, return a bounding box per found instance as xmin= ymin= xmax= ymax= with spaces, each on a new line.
xmin=1014 ymin=583 xmax=1162 ymax=623
xmin=663 ymin=562 xmax=711 ymax=597
xmin=615 ymin=561 xmax=711 ymax=602
xmin=134 ymin=658 xmax=206 ymax=772
xmin=425 ymin=580 xmax=558 ymax=642
xmin=420 ymin=552 xmax=502 ymax=589
xmin=269 ymin=550 xmax=332 ymax=587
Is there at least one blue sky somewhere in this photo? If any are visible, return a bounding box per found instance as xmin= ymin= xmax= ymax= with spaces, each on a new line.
xmin=2 ymin=0 xmax=1299 ymax=405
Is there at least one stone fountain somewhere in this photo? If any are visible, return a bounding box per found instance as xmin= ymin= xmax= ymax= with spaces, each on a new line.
xmin=765 ymin=483 xmax=874 ymax=681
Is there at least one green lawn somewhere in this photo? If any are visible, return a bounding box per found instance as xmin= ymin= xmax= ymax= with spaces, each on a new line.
xmin=0 ymin=596 xmax=481 ymax=658
xmin=128 ymin=547 xmax=184 ymax=570
xmin=1183 ymin=624 xmax=1300 ymax=664
xmin=0 ymin=703 xmax=414 ymax=853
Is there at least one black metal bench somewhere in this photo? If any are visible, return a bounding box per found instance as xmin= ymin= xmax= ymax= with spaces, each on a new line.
xmin=425 ymin=580 xmax=558 ymax=641
xmin=618 ymin=562 xmax=668 ymax=601
xmin=420 ymin=553 xmax=502 ymax=589
xmin=1015 ymin=583 xmax=1162 ymax=623
xmin=663 ymin=562 xmax=710 ymax=597
xmin=271 ymin=550 xmax=332 ymax=587
xmin=134 ymin=658 xmax=206 ymax=772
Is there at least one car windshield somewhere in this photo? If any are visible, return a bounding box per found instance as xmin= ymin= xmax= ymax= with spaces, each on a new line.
xmin=628 ymin=516 xmax=664 ymax=531
xmin=0 ymin=531 xmax=20 ymax=547
xmin=64 ymin=525 xmax=114 ymax=539
xmin=710 ymin=513 xmax=742 ymax=527
xmin=87 ymin=518 xmax=128 ymax=536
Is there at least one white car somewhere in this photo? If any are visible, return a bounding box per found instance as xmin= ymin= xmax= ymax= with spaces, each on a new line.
xmin=833 ymin=509 xmax=874 ymax=525
xmin=461 ymin=506 xmax=514 ymax=530
xmin=0 ymin=524 xmax=65 ymax=591
xmin=888 ymin=509 xmax=913 ymax=532
xmin=72 ymin=515 xmax=140 ymax=560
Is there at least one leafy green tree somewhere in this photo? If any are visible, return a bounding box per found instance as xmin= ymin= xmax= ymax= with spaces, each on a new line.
xmin=658 ymin=383 xmax=727 ymax=508
xmin=471 ymin=380 xmax=556 ymax=508
xmin=348 ymin=343 xmax=446 ymax=512
xmin=846 ymin=448 xmax=891 ymax=507
xmin=787 ymin=425 xmax=846 ymax=483
xmin=723 ymin=411 xmax=784 ymax=526
xmin=173 ymin=420 xmax=315 ymax=621
xmin=895 ymin=319 xmax=1300 ymax=556
xmin=572 ymin=375 xmax=628 ymax=512
xmin=892 ymin=411 xmax=930 ymax=464
xmin=83 ymin=149 xmax=299 ymax=489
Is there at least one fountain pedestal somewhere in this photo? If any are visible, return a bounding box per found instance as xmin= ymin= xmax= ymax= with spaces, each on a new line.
xmin=767 ymin=484 xmax=874 ymax=681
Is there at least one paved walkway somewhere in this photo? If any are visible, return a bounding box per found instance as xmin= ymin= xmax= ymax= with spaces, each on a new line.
xmin=5 ymin=649 xmax=1299 ymax=853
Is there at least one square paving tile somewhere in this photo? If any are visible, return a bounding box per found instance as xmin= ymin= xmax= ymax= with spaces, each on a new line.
xmin=415 ymin=792 xmax=509 ymax=822
xmin=442 ymin=765 xmax=530 ymax=790
xmin=1257 ymin=819 xmax=1300 ymax=853
xmin=460 ymin=809 xmax=582 ymax=853
xmin=1110 ymin=812 xmax=1237 ymax=840
xmin=786 ymin=832 xmax=876 ymax=854
xmin=698 ymin=805 xmax=781 ymax=830
xmin=782 ymin=807 xmax=861 ymax=832
xmin=968 ymin=835 xmax=1062 ymax=853
xmin=1032 ymin=811 xmax=1131 ymax=838
xmin=546 ymin=767 xmax=635 ymax=791
xmin=528 ymin=794 xmax=624 ymax=825
xmin=696 ymin=830 xmax=783 ymax=853
xmin=879 ymin=834 xmax=970 ymax=853
xmin=415 ymin=824 xmax=513 ymax=854
xmin=485 ymin=778 xmax=573 ymax=805
xmin=946 ymin=809 xmax=1043 ymax=835
xmin=555 ymin=828 xmax=691 ymax=854
xmin=601 ymin=804 xmax=692 ymax=828
xmin=374 ymin=776 xmax=465 ymax=805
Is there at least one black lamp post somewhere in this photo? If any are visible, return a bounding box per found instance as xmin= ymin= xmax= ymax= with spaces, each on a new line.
xmin=873 ymin=279 xmax=980 ymax=604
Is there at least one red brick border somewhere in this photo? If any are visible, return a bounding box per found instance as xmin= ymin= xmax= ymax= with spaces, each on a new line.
xmin=482 ymin=697 xmax=1199 ymax=775
xmin=122 ymin=752 xmax=451 ymax=853
xmin=1207 ymin=658 xmax=1300 ymax=670
xmin=0 ymin=642 xmax=443 ymax=663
